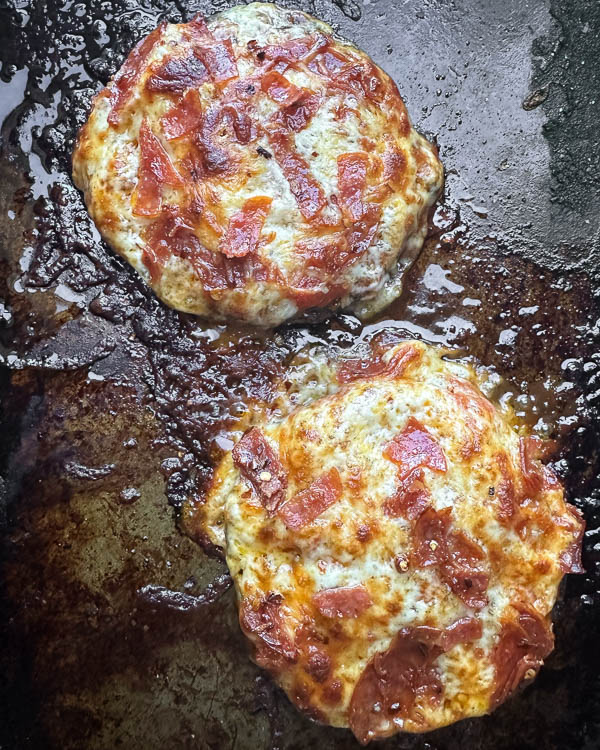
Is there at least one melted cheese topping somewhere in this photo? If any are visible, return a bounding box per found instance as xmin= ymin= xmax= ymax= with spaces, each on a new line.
xmin=72 ymin=2 xmax=443 ymax=326
xmin=199 ymin=339 xmax=583 ymax=741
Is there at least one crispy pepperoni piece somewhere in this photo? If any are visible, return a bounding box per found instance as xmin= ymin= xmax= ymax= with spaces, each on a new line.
xmin=337 ymin=152 xmax=369 ymax=222
xmin=384 ymin=468 xmax=431 ymax=520
xmin=349 ymin=627 xmax=443 ymax=742
xmin=193 ymin=97 xmax=255 ymax=175
xmin=240 ymin=593 xmax=298 ymax=673
xmin=194 ymin=39 xmax=238 ymax=83
xmin=232 ymin=428 xmax=288 ymax=514
xmin=490 ymin=603 xmax=554 ymax=709
xmin=220 ymin=196 xmax=272 ymax=258
xmin=252 ymin=33 xmax=329 ymax=64
xmin=295 ymin=624 xmax=331 ymax=683
xmin=285 ymin=276 xmax=347 ymax=310
xmin=313 ymin=585 xmax=372 ymax=619
xmin=132 ymin=120 xmax=182 ymax=217
xmin=142 ymin=210 xmax=192 ymax=282
xmin=107 ymin=23 xmax=166 ymax=126
xmin=146 ymin=50 xmax=208 ymax=93
xmin=295 ymin=224 xmax=378 ymax=275
xmin=412 ymin=506 xmax=452 ymax=566
xmin=384 ymin=417 xmax=447 ymax=480
xmin=443 ymin=530 xmax=489 ymax=609
xmin=447 ymin=376 xmax=495 ymax=418
xmin=439 ymin=616 xmax=483 ymax=651
xmin=160 ymin=88 xmax=203 ymax=140
xmin=494 ymin=452 xmax=518 ymax=524
xmin=278 ymin=468 xmax=342 ymax=530
xmin=447 ymin=376 xmax=494 ymax=459
xmin=310 ymin=49 xmax=398 ymax=110
xmin=268 ymin=130 xmax=326 ymax=220
xmin=261 ymin=70 xmax=303 ymax=106
xmin=183 ymin=14 xmax=211 ymax=41
xmin=348 ymin=615 xmax=480 ymax=743
xmin=337 ymin=343 xmax=420 ymax=384
xmin=274 ymin=92 xmax=322 ymax=133
xmin=412 ymin=507 xmax=489 ymax=609
xmin=558 ymin=506 xmax=585 ymax=574
xmin=519 ymin=436 xmax=561 ymax=497
xmin=142 ymin=209 xmax=236 ymax=287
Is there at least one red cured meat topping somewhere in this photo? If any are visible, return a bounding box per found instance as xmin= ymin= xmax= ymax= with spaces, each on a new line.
xmin=384 ymin=417 xmax=447 ymax=480
xmin=220 ymin=196 xmax=272 ymax=258
xmin=232 ymin=428 xmax=288 ymax=514
xmin=278 ymin=468 xmax=342 ymax=530
xmin=132 ymin=119 xmax=182 ymax=217
xmin=312 ymin=585 xmax=372 ymax=619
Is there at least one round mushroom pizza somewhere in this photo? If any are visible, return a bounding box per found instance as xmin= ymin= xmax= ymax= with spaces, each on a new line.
xmin=186 ymin=339 xmax=584 ymax=744
xmin=72 ymin=2 xmax=443 ymax=326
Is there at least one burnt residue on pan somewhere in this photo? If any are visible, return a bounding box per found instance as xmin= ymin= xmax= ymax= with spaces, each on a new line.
xmin=0 ymin=0 xmax=599 ymax=748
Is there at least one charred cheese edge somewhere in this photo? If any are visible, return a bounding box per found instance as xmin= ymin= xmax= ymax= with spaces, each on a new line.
xmin=72 ymin=2 xmax=443 ymax=326
xmin=199 ymin=339 xmax=583 ymax=742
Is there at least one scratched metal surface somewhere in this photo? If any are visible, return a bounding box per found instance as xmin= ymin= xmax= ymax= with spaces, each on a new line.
xmin=0 ymin=0 xmax=599 ymax=748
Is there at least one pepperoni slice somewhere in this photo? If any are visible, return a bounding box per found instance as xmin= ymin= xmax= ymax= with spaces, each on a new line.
xmin=141 ymin=208 xmax=226 ymax=285
xmin=278 ymin=468 xmax=342 ymax=530
xmin=337 ymin=343 xmax=420 ymax=384
xmin=345 ymin=203 xmax=381 ymax=256
xmin=519 ymin=436 xmax=561 ymax=497
xmin=295 ymin=623 xmax=331 ymax=683
xmin=494 ymin=452 xmax=518 ymax=524
xmin=447 ymin=376 xmax=495 ymax=418
xmin=412 ymin=506 xmax=489 ymax=609
xmin=348 ymin=627 xmax=443 ymax=742
xmin=558 ymin=506 xmax=585 ymax=574
xmin=412 ymin=505 xmax=452 ymax=566
xmin=240 ymin=593 xmax=298 ymax=673
xmin=142 ymin=211 xmax=189 ymax=282
xmin=268 ymin=130 xmax=326 ymax=220
xmin=490 ymin=603 xmax=554 ymax=709
xmin=313 ymin=585 xmax=372 ymax=618
xmin=194 ymin=38 xmax=238 ymax=83
xmin=349 ymin=618 xmax=481 ymax=742
xmin=285 ymin=276 xmax=347 ymax=310
xmin=443 ymin=529 xmax=489 ymax=609
xmin=107 ymin=23 xmax=166 ymax=126
xmin=383 ymin=468 xmax=430 ymax=520
xmin=252 ymin=34 xmax=329 ymax=64
xmin=232 ymin=428 xmax=288 ymax=514
xmin=160 ymin=88 xmax=203 ymax=140
xmin=219 ymin=196 xmax=272 ymax=258
xmin=275 ymin=92 xmax=322 ymax=133
xmin=439 ymin=616 xmax=483 ymax=651
xmin=261 ymin=70 xmax=303 ymax=106
xmin=146 ymin=50 xmax=209 ymax=93
xmin=384 ymin=417 xmax=447 ymax=480
xmin=337 ymin=152 xmax=369 ymax=222
xmin=132 ymin=120 xmax=182 ymax=217
xmin=183 ymin=14 xmax=211 ymax=41
xmin=295 ymin=210 xmax=381 ymax=275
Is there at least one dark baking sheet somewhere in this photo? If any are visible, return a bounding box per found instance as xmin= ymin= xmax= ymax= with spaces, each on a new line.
xmin=0 ymin=0 xmax=599 ymax=748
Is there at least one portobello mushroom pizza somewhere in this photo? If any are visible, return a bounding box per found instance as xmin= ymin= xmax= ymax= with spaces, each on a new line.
xmin=72 ymin=2 xmax=443 ymax=326
xmin=188 ymin=339 xmax=584 ymax=743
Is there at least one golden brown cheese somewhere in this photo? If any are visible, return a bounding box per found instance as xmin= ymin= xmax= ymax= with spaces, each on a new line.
xmin=199 ymin=339 xmax=583 ymax=742
xmin=72 ymin=2 xmax=443 ymax=326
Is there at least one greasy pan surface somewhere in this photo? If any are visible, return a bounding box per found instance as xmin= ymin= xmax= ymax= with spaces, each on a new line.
xmin=0 ymin=0 xmax=599 ymax=748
